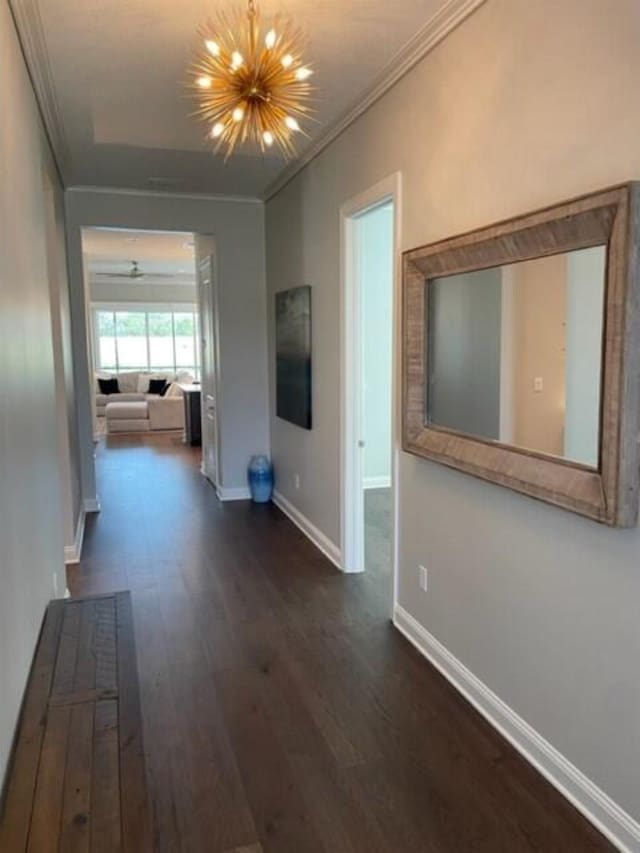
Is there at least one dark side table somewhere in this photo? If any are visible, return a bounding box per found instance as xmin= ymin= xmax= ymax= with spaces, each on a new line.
xmin=179 ymin=383 xmax=202 ymax=446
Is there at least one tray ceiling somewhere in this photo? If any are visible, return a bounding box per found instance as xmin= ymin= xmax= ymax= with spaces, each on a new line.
xmin=15 ymin=0 xmax=483 ymax=198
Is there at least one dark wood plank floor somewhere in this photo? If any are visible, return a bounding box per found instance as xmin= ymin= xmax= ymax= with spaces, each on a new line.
xmin=65 ymin=433 xmax=613 ymax=852
xmin=0 ymin=592 xmax=151 ymax=852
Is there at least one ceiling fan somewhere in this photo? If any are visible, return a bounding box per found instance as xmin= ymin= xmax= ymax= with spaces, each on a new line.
xmin=94 ymin=260 xmax=175 ymax=280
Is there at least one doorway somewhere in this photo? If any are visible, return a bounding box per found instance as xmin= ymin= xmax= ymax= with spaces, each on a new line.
xmin=79 ymin=227 xmax=211 ymax=472
xmin=341 ymin=174 xmax=401 ymax=594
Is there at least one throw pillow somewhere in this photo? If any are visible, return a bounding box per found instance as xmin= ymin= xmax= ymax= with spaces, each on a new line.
xmin=139 ymin=372 xmax=173 ymax=392
xmin=148 ymin=378 xmax=169 ymax=396
xmin=164 ymin=382 xmax=184 ymax=399
xmin=117 ymin=371 xmax=139 ymax=393
xmin=98 ymin=377 xmax=120 ymax=395
xmin=137 ymin=373 xmax=151 ymax=393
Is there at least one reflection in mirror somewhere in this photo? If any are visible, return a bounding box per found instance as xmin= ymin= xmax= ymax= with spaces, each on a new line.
xmin=426 ymin=246 xmax=606 ymax=467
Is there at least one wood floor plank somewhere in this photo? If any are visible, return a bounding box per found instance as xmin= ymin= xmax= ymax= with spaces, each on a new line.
xmin=59 ymin=702 xmax=94 ymax=853
xmin=74 ymin=599 xmax=98 ymax=693
xmin=51 ymin=601 xmax=82 ymax=696
xmin=27 ymin=705 xmax=72 ymax=853
xmin=94 ymin=596 xmax=118 ymax=692
xmin=115 ymin=592 xmax=153 ymax=852
xmin=132 ymin=588 xmax=195 ymax=852
xmin=152 ymin=578 xmax=259 ymax=852
xmin=90 ymin=700 xmax=121 ymax=853
xmin=216 ymin=667 xmax=326 ymax=853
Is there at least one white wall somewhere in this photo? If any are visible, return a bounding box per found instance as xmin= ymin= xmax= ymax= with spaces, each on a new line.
xmin=0 ymin=1 xmax=74 ymax=781
xmin=565 ymin=246 xmax=606 ymax=465
xmin=266 ymin=0 xmax=640 ymax=831
xmin=65 ymin=188 xmax=269 ymax=496
xmin=360 ymin=204 xmax=393 ymax=486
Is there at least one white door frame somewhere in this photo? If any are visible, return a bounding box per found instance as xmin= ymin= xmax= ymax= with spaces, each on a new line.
xmin=340 ymin=173 xmax=402 ymax=593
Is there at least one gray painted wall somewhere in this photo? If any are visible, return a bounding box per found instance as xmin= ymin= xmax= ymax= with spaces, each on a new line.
xmin=65 ymin=189 xmax=268 ymax=497
xmin=0 ymin=2 xmax=74 ymax=781
xmin=266 ymin=0 xmax=640 ymax=823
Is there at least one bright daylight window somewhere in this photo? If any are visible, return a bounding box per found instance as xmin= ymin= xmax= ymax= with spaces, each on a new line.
xmin=94 ymin=307 xmax=200 ymax=377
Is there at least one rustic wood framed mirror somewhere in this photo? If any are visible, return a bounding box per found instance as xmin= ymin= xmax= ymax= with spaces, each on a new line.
xmin=402 ymin=184 xmax=640 ymax=526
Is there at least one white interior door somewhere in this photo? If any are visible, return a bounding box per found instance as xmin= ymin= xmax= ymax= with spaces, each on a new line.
xmin=198 ymin=255 xmax=220 ymax=486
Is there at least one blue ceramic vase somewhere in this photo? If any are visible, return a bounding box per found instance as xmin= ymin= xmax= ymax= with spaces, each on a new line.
xmin=248 ymin=455 xmax=274 ymax=503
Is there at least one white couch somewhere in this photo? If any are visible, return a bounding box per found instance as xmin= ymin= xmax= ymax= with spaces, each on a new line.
xmin=95 ymin=370 xmax=193 ymax=417
xmin=96 ymin=370 xmax=194 ymax=434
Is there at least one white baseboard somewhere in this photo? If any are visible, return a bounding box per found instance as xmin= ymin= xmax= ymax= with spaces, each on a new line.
xmin=393 ymin=604 xmax=640 ymax=853
xmin=216 ymin=485 xmax=252 ymax=501
xmin=272 ymin=489 xmax=342 ymax=569
xmin=363 ymin=475 xmax=392 ymax=490
xmin=83 ymin=496 xmax=101 ymax=513
xmin=64 ymin=508 xmax=86 ymax=564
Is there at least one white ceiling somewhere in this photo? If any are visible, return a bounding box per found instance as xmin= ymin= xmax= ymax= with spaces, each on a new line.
xmin=83 ymin=228 xmax=196 ymax=280
xmin=24 ymin=0 xmax=456 ymax=198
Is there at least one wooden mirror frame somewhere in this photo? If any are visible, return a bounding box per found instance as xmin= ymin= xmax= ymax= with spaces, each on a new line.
xmin=402 ymin=183 xmax=640 ymax=526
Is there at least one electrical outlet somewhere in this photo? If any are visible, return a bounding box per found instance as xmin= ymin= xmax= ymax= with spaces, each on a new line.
xmin=419 ymin=565 xmax=428 ymax=592
xmin=294 ymin=473 xmax=300 ymax=490
xmin=534 ymin=376 xmax=544 ymax=392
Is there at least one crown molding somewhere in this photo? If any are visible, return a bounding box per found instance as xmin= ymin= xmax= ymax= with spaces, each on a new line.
xmin=264 ymin=0 xmax=487 ymax=202
xmin=66 ymin=185 xmax=264 ymax=205
xmin=9 ymin=0 xmax=71 ymax=181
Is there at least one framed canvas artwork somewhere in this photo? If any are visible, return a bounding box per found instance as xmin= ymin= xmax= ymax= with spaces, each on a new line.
xmin=276 ymin=285 xmax=312 ymax=430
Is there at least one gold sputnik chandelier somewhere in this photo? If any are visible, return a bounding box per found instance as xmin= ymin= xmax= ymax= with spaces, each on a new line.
xmin=189 ymin=0 xmax=313 ymax=159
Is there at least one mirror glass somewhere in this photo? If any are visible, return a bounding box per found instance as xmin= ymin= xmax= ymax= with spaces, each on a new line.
xmin=426 ymin=245 xmax=606 ymax=467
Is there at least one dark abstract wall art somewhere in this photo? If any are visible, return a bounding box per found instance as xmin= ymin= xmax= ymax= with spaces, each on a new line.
xmin=276 ymin=285 xmax=312 ymax=430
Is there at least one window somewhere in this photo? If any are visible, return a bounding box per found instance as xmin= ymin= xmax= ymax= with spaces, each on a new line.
xmin=93 ymin=306 xmax=200 ymax=377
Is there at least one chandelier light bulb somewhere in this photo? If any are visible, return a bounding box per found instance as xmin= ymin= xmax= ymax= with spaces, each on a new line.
xmin=189 ymin=0 xmax=314 ymax=158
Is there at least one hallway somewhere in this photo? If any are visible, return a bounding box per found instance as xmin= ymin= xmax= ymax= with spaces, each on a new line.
xmin=67 ymin=437 xmax=611 ymax=852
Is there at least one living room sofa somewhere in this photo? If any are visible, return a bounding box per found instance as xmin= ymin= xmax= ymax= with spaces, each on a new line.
xmin=96 ymin=370 xmax=195 ymax=434
xmin=95 ymin=370 xmax=194 ymax=417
